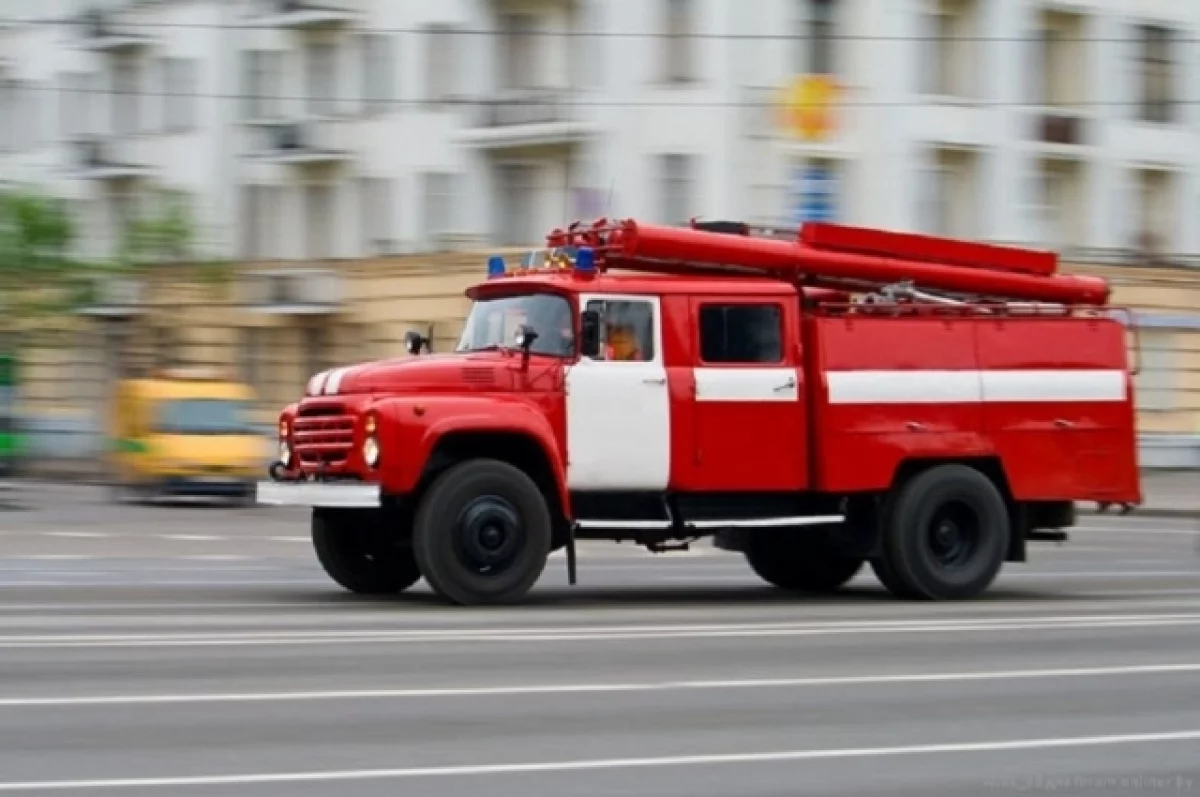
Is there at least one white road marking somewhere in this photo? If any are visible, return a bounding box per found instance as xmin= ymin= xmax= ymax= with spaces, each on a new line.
xmin=179 ymin=555 xmax=250 ymax=561
xmin=44 ymin=532 xmax=107 ymax=539
xmin=11 ymin=555 xmax=95 ymax=561
xmin=261 ymin=536 xmax=307 ymax=542
xmin=0 ymin=612 xmax=1197 ymax=648
xmin=2 ymin=729 xmax=1199 ymax=791
xmin=2 ymin=661 xmax=1197 ymax=709
xmin=161 ymin=534 xmax=225 ymax=542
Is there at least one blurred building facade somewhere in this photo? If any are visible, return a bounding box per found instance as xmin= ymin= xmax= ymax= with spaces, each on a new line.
xmin=2 ymin=0 xmax=1200 ymax=261
xmin=1 ymin=0 xmax=1199 ymax=472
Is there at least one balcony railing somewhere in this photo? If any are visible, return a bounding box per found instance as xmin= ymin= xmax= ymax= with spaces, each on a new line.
xmin=245 ymin=119 xmax=355 ymax=165
xmin=71 ymin=138 xmax=152 ymax=180
xmin=468 ymin=89 xmax=575 ymax=129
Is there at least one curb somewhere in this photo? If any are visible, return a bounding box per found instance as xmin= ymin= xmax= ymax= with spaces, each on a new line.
xmin=1078 ymin=508 xmax=1200 ymax=520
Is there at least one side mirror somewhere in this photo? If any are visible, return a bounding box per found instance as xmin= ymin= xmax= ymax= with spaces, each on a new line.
xmin=579 ymin=310 xmax=600 ymax=358
xmin=514 ymin=324 xmax=539 ymax=352
xmin=405 ymin=330 xmax=430 ymax=356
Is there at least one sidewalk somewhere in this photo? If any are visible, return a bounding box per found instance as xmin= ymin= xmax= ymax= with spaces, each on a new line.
xmin=1082 ymin=470 xmax=1200 ymax=518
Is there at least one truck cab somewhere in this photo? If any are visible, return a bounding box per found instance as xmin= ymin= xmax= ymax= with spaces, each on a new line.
xmin=259 ymin=219 xmax=1138 ymax=606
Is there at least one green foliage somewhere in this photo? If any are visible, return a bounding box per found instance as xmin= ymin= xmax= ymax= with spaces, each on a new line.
xmin=0 ymin=185 xmax=237 ymax=336
xmin=116 ymin=188 xmax=195 ymax=266
xmin=0 ymin=188 xmax=91 ymax=335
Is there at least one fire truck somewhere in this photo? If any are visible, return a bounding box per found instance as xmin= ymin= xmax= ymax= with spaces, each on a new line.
xmin=258 ymin=218 xmax=1141 ymax=606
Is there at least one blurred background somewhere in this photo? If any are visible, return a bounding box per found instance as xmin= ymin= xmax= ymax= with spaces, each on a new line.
xmin=0 ymin=0 xmax=1198 ymax=486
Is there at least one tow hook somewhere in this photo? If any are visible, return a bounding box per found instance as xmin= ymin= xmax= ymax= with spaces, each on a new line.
xmin=267 ymin=461 xmax=300 ymax=482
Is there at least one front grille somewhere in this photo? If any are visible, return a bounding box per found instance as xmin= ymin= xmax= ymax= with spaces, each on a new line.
xmin=293 ymin=402 xmax=355 ymax=468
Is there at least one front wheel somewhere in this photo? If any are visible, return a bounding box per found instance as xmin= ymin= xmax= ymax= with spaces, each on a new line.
xmin=312 ymin=510 xmax=421 ymax=595
xmin=412 ymin=459 xmax=552 ymax=606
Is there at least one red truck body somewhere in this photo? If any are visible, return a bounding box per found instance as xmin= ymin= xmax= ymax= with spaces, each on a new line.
xmin=259 ymin=218 xmax=1141 ymax=606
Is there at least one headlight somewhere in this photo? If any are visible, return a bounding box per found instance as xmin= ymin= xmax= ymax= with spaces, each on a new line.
xmin=362 ymin=437 xmax=379 ymax=468
xmin=278 ymin=439 xmax=291 ymax=466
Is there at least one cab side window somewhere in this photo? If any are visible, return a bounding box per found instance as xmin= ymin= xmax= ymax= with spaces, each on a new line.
xmin=586 ymin=299 xmax=656 ymax=362
xmin=698 ymin=304 xmax=783 ymax=363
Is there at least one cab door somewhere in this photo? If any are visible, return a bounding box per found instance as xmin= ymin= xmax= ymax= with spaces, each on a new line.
xmin=689 ymin=297 xmax=806 ymax=491
xmin=564 ymin=294 xmax=671 ymax=491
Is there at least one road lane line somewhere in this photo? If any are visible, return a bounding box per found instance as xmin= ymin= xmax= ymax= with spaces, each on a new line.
xmin=2 ymin=661 xmax=1199 ymax=708
xmin=1 ymin=729 xmax=1198 ymax=791
xmin=0 ymin=612 xmax=1198 ymax=648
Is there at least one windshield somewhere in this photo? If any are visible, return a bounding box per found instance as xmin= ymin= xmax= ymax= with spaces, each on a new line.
xmin=155 ymin=398 xmax=254 ymax=435
xmin=456 ymin=293 xmax=575 ymax=357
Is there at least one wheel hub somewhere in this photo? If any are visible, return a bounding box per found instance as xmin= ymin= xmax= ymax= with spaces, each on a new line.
xmin=926 ymin=502 xmax=979 ymax=570
xmin=455 ymin=497 xmax=523 ymax=575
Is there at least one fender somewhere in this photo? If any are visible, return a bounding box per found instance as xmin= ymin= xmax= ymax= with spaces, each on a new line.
xmin=369 ymin=395 xmax=570 ymax=514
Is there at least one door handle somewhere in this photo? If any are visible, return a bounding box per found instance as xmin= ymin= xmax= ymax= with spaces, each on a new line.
xmin=773 ymin=377 xmax=797 ymax=392
xmin=642 ymin=376 xmax=666 ymax=385
xmin=1054 ymin=419 xmax=1074 ymax=429
xmin=906 ymin=421 xmax=927 ymax=432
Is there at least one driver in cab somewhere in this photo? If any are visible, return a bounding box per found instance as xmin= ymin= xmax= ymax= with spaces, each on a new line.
xmin=604 ymin=321 xmax=645 ymax=361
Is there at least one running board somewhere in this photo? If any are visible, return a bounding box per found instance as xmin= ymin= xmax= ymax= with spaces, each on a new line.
xmin=685 ymin=515 xmax=845 ymax=530
xmin=573 ymin=515 xmax=845 ymax=531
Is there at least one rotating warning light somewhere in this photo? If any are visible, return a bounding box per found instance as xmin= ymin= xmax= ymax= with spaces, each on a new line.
xmin=486 ymin=256 xmax=506 ymax=279
xmin=574 ymin=247 xmax=596 ymax=274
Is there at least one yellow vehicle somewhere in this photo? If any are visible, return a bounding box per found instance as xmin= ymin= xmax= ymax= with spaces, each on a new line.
xmin=109 ymin=369 xmax=266 ymax=504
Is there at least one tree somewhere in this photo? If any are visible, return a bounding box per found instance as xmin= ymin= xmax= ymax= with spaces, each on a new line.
xmin=0 ymin=188 xmax=95 ymax=346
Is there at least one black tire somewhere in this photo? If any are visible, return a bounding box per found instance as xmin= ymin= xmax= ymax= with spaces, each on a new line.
xmin=312 ymin=510 xmax=421 ymax=595
xmin=744 ymin=527 xmax=864 ymax=593
xmin=877 ymin=464 xmax=1010 ymax=600
xmin=412 ymin=458 xmax=552 ymax=606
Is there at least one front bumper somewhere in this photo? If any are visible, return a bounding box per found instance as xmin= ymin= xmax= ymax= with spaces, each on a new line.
xmin=256 ymin=480 xmax=381 ymax=508
xmin=160 ymin=477 xmax=255 ymax=498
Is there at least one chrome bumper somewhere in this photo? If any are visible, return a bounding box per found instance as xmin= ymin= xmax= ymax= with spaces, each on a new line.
xmin=255 ymin=480 xmax=381 ymax=508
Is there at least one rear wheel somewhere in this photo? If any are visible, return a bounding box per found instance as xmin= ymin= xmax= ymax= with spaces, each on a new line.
xmin=744 ymin=527 xmax=864 ymax=593
xmin=312 ymin=510 xmax=421 ymax=595
xmin=874 ymin=464 xmax=1010 ymax=600
xmin=412 ymin=459 xmax=552 ymax=606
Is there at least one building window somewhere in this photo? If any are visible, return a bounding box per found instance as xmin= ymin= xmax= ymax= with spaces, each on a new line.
xmin=307 ymin=43 xmax=337 ymax=116
xmin=360 ymin=33 xmax=395 ymax=115
xmin=923 ymin=0 xmax=975 ymax=97
xmin=425 ymin=25 xmax=457 ymax=103
xmin=304 ymin=183 xmax=335 ymax=260
xmin=698 ymin=304 xmax=783 ymax=364
xmin=1139 ymin=25 xmax=1175 ymax=124
xmin=1032 ymin=11 xmax=1085 ymax=109
xmin=658 ymin=154 xmax=696 ymax=225
xmin=807 ymin=0 xmax=835 ymax=75
xmin=59 ymin=72 xmax=89 ymax=140
xmin=113 ymin=59 xmax=139 ymax=136
xmin=242 ymin=50 xmax=282 ymax=120
xmin=663 ymin=0 xmax=696 ymax=83
xmin=500 ymin=14 xmax=539 ymax=90
xmin=162 ymin=58 xmax=197 ymax=133
xmin=496 ymin=164 xmax=538 ymax=247
xmin=421 ymin=172 xmax=460 ymax=239
xmin=358 ymin=177 xmax=395 ymax=254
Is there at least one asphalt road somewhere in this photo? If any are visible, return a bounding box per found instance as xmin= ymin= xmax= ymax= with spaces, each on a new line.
xmin=0 ymin=483 xmax=1198 ymax=795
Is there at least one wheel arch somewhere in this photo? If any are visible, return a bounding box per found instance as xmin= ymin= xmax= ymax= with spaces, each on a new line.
xmin=417 ymin=429 xmax=570 ymax=550
xmin=840 ymin=456 xmax=1023 ymax=563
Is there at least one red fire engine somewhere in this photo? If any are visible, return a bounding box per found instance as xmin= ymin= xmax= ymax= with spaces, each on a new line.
xmin=258 ymin=218 xmax=1141 ymax=606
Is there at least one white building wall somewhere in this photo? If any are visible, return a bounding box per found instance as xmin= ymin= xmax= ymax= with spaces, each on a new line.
xmin=1 ymin=0 xmax=1199 ymax=263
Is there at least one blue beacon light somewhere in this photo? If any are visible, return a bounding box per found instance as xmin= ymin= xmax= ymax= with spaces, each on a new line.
xmin=486 ymin=256 xmax=506 ymax=279
xmin=573 ymin=247 xmax=596 ymax=275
